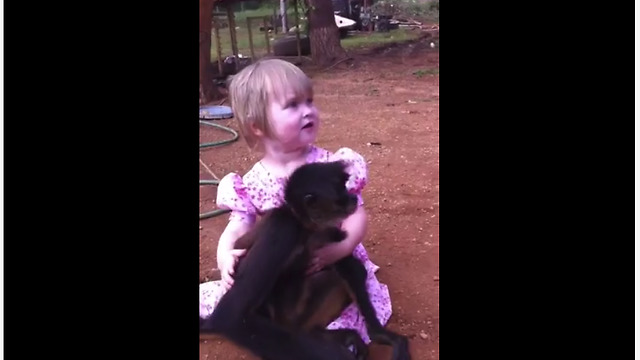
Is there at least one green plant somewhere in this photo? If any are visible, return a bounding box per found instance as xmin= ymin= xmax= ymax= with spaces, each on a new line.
xmin=370 ymin=0 xmax=439 ymax=22
xmin=341 ymin=29 xmax=419 ymax=49
xmin=412 ymin=68 xmax=439 ymax=78
xmin=366 ymin=88 xmax=380 ymax=96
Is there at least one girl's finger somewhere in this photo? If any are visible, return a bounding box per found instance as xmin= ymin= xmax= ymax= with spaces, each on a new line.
xmin=230 ymin=249 xmax=247 ymax=257
xmin=221 ymin=273 xmax=231 ymax=288
xmin=312 ymin=264 xmax=322 ymax=274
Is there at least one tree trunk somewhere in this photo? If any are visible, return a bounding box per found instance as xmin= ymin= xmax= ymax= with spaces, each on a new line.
xmin=307 ymin=0 xmax=347 ymax=66
xmin=200 ymin=0 xmax=222 ymax=105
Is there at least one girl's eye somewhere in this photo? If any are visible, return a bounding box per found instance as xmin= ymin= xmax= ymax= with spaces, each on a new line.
xmin=286 ymin=101 xmax=298 ymax=109
xmin=306 ymin=98 xmax=314 ymax=104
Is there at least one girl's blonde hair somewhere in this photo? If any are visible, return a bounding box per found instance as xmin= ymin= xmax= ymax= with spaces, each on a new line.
xmin=228 ymin=58 xmax=313 ymax=149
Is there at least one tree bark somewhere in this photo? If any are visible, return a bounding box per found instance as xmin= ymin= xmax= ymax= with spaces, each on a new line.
xmin=200 ymin=0 xmax=222 ymax=105
xmin=306 ymin=0 xmax=348 ymax=66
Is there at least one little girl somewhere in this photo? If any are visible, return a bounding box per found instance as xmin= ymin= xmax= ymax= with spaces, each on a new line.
xmin=199 ymin=58 xmax=392 ymax=343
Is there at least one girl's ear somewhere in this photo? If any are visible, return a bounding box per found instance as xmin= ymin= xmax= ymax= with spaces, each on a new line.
xmin=249 ymin=122 xmax=264 ymax=137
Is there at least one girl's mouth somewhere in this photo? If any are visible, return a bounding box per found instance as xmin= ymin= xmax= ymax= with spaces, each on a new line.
xmin=302 ymin=122 xmax=314 ymax=129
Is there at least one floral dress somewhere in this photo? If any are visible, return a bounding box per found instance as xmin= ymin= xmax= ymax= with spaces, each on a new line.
xmin=199 ymin=146 xmax=392 ymax=343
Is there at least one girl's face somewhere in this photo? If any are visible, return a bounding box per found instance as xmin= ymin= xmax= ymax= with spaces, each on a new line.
xmin=266 ymin=87 xmax=319 ymax=150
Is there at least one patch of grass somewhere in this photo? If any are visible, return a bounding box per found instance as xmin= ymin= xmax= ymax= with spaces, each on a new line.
xmin=232 ymin=7 xmax=276 ymax=22
xmin=341 ymin=29 xmax=420 ymax=49
xmin=412 ymin=68 xmax=439 ymax=78
xmin=366 ymin=88 xmax=380 ymax=96
xmin=211 ymin=26 xmax=280 ymax=58
xmin=231 ymin=4 xmax=302 ymax=22
xmin=210 ymin=24 xmax=283 ymax=59
xmin=209 ymin=9 xmax=422 ymax=60
xmin=211 ymin=6 xmax=306 ymax=59
xmin=371 ymin=0 xmax=439 ymax=24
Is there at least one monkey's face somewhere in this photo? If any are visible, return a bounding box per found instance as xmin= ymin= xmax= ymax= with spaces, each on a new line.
xmin=303 ymin=174 xmax=358 ymax=227
xmin=285 ymin=162 xmax=359 ymax=228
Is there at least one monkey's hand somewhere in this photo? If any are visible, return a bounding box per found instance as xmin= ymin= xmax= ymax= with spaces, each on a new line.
xmin=306 ymin=241 xmax=349 ymax=275
xmin=321 ymin=227 xmax=348 ymax=243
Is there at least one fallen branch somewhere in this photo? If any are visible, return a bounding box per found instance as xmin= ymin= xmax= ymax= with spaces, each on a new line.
xmin=321 ymin=57 xmax=353 ymax=72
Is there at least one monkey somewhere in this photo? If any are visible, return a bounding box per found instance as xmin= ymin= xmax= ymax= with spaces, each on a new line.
xmin=200 ymin=161 xmax=411 ymax=360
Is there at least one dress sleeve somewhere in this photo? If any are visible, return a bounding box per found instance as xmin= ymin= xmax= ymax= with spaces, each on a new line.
xmin=216 ymin=173 xmax=257 ymax=224
xmin=329 ymin=148 xmax=368 ymax=206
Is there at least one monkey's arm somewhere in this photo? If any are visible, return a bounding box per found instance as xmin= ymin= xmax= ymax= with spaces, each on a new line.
xmin=208 ymin=212 xmax=299 ymax=318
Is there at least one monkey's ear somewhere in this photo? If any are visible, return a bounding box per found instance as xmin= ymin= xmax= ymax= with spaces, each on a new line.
xmin=304 ymin=194 xmax=317 ymax=207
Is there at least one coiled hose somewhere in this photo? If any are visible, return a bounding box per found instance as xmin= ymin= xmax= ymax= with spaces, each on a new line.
xmin=199 ymin=120 xmax=239 ymax=220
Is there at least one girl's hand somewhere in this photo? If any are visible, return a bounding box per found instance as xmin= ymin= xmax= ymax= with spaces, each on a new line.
xmin=306 ymin=242 xmax=347 ymax=275
xmin=217 ymin=249 xmax=247 ymax=290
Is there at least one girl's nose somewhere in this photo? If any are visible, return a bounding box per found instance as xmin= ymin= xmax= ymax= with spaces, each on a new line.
xmin=302 ymin=104 xmax=315 ymax=118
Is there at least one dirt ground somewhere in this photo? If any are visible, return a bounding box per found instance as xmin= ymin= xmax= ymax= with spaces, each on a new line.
xmin=199 ymin=31 xmax=439 ymax=360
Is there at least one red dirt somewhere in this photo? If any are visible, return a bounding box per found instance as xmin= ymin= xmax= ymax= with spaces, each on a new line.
xmin=199 ymin=31 xmax=439 ymax=360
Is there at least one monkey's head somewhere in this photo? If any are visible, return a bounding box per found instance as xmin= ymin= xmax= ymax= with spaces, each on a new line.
xmin=284 ymin=161 xmax=359 ymax=228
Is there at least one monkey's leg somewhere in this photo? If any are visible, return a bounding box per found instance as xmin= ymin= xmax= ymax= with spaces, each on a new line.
xmin=334 ymin=255 xmax=411 ymax=360
xmin=201 ymin=219 xmax=354 ymax=360
xmin=208 ymin=312 xmax=355 ymax=360
xmin=310 ymin=328 xmax=368 ymax=360
xmin=256 ymin=330 xmax=365 ymax=360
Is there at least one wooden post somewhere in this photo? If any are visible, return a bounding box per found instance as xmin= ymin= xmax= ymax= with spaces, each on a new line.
xmin=213 ymin=17 xmax=223 ymax=75
xmin=247 ymin=17 xmax=255 ymax=60
xmin=226 ymin=5 xmax=239 ymax=57
xmin=273 ymin=7 xmax=278 ymax=34
xmin=294 ymin=0 xmax=301 ymax=61
xmin=280 ymin=0 xmax=289 ymax=33
xmin=263 ymin=16 xmax=271 ymax=54
xmin=226 ymin=4 xmax=239 ymax=71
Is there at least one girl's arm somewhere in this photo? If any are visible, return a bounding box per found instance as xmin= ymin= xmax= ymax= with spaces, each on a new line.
xmin=217 ymin=220 xmax=252 ymax=255
xmin=338 ymin=205 xmax=367 ymax=254
xmin=217 ymin=220 xmax=253 ymax=289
